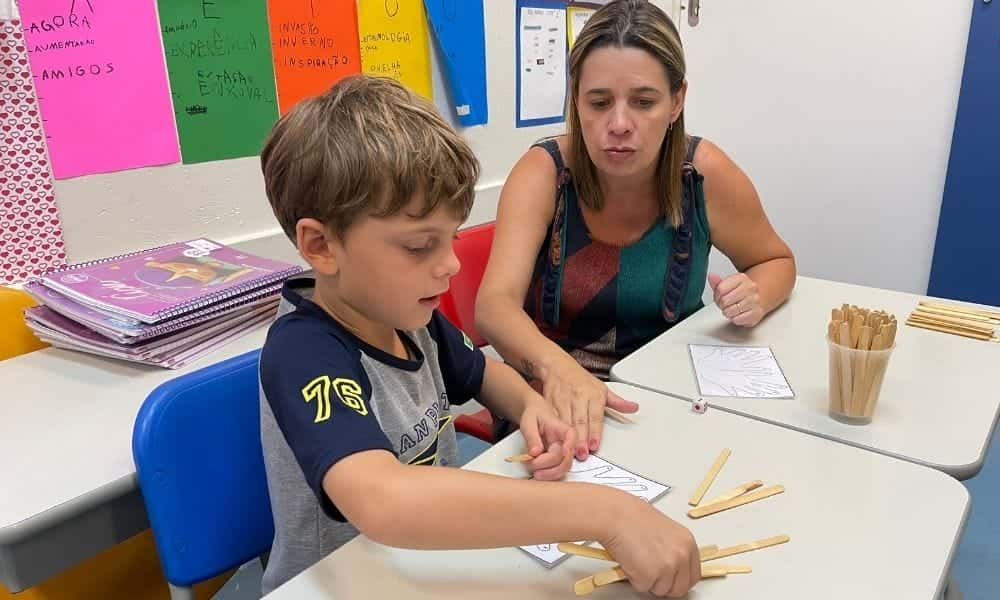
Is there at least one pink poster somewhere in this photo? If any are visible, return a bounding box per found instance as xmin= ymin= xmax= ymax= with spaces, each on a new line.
xmin=18 ymin=0 xmax=179 ymax=179
xmin=0 ymin=18 xmax=66 ymax=284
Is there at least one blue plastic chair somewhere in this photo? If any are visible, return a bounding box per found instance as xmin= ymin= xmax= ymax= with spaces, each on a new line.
xmin=132 ymin=349 xmax=274 ymax=600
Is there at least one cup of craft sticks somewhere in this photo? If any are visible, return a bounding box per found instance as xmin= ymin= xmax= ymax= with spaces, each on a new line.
xmin=827 ymin=304 xmax=897 ymax=425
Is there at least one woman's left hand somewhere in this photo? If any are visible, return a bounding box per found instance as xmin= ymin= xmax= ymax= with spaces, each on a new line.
xmin=708 ymin=272 xmax=763 ymax=327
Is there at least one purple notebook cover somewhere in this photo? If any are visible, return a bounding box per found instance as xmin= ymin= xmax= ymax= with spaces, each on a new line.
xmin=24 ymin=280 xmax=281 ymax=343
xmin=36 ymin=239 xmax=301 ymax=323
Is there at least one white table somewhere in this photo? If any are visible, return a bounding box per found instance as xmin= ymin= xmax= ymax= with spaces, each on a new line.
xmin=0 ymin=236 xmax=304 ymax=590
xmin=610 ymin=276 xmax=1000 ymax=480
xmin=265 ymin=382 xmax=969 ymax=600
xmin=0 ymin=329 xmax=269 ymax=591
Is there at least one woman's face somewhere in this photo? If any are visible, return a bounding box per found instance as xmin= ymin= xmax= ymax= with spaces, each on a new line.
xmin=575 ymin=45 xmax=685 ymax=180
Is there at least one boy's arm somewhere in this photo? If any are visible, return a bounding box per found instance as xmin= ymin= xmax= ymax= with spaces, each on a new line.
xmin=474 ymin=358 xmax=577 ymax=480
xmin=324 ymin=450 xmax=701 ymax=595
xmin=326 ymin=448 xmax=615 ymax=548
xmin=474 ymin=357 xmax=537 ymax=424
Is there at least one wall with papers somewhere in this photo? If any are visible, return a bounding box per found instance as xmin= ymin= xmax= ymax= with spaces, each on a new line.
xmin=17 ymin=0 xmax=666 ymax=267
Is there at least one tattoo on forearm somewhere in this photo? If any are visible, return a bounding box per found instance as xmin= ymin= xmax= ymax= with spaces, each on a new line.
xmin=521 ymin=358 xmax=536 ymax=379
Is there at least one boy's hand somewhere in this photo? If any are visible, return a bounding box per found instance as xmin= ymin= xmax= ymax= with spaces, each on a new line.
xmin=602 ymin=498 xmax=701 ymax=597
xmin=518 ymin=396 xmax=577 ymax=481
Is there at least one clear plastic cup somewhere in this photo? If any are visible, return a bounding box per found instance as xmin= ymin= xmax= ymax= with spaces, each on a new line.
xmin=828 ymin=338 xmax=895 ymax=425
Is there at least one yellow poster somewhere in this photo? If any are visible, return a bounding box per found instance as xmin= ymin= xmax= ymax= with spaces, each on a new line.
xmin=357 ymin=0 xmax=433 ymax=100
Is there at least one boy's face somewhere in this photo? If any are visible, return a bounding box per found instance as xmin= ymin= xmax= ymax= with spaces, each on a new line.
xmin=323 ymin=196 xmax=463 ymax=333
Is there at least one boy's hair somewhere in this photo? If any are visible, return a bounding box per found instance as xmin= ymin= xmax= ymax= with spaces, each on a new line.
xmin=261 ymin=75 xmax=480 ymax=241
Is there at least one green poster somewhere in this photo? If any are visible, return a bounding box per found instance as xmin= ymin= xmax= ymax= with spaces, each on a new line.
xmin=158 ymin=0 xmax=279 ymax=163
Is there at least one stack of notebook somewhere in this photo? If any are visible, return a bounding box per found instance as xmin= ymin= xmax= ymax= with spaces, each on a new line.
xmin=23 ymin=238 xmax=303 ymax=368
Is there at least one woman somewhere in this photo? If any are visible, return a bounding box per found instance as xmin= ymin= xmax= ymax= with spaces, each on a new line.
xmin=476 ymin=0 xmax=795 ymax=460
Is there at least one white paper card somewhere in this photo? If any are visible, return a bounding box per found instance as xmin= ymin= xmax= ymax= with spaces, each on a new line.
xmin=688 ymin=344 xmax=794 ymax=398
xmin=518 ymin=5 xmax=567 ymax=122
xmin=518 ymin=454 xmax=671 ymax=567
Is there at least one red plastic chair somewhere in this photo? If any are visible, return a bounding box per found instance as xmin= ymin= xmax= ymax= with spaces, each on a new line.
xmin=441 ymin=222 xmax=496 ymax=443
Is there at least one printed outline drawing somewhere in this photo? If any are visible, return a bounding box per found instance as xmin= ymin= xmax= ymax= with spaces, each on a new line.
xmin=689 ymin=345 xmax=795 ymax=398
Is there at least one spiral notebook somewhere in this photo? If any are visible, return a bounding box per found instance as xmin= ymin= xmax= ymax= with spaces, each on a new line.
xmin=34 ymin=239 xmax=302 ymax=324
xmin=23 ymin=280 xmax=282 ymax=343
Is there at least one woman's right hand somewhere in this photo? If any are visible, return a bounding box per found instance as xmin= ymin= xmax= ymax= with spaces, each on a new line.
xmin=542 ymin=357 xmax=639 ymax=460
xmin=601 ymin=497 xmax=701 ymax=597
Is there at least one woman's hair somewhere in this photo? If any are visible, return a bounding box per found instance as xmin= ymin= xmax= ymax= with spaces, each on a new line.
xmin=566 ymin=0 xmax=687 ymax=225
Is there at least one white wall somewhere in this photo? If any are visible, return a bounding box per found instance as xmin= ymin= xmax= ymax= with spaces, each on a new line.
xmin=678 ymin=1 xmax=972 ymax=295
xmin=48 ymin=0 xmax=675 ymax=264
xmin=46 ymin=0 xmax=966 ymax=297
xmin=51 ymin=0 xmax=595 ymax=263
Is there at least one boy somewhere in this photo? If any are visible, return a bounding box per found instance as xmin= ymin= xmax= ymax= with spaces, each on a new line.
xmin=258 ymin=75 xmax=700 ymax=597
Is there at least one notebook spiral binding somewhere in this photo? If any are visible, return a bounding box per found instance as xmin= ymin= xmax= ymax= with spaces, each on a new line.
xmin=152 ymin=267 xmax=299 ymax=320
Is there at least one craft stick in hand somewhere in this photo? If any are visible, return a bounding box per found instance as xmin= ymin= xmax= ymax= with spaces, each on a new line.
xmin=505 ymin=453 xmax=534 ymax=463
xmin=558 ymin=542 xmax=718 ymax=562
xmin=700 ymin=534 xmax=790 ymax=561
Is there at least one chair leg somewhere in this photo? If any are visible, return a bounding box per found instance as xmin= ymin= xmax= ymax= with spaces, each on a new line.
xmin=168 ymin=583 xmax=196 ymax=600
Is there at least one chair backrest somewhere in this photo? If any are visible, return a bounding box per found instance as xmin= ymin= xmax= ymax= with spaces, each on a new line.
xmin=440 ymin=222 xmax=495 ymax=347
xmin=132 ymin=349 xmax=274 ymax=588
xmin=0 ymin=287 xmax=48 ymax=360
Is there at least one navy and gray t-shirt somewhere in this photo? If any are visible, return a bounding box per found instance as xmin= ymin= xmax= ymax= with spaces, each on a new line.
xmin=259 ymin=277 xmax=485 ymax=594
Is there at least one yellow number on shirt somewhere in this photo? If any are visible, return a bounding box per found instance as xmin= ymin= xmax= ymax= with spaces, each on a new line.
xmin=301 ymin=375 xmax=332 ymax=423
xmin=333 ymin=378 xmax=368 ymax=416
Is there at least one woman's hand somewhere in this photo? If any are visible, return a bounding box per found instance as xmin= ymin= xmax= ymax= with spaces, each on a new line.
xmin=708 ymin=272 xmax=764 ymax=327
xmin=542 ymin=358 xmax=639 ymax=460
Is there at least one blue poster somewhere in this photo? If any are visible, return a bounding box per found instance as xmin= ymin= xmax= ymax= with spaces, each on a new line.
xmin=423 ymin=0 xmax=488 ymax=126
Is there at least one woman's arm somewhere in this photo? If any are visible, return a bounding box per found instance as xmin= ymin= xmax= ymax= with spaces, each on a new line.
xmin=696 ymin=139 xmax=796 ymax=326
xmin=475 ymin=144 xmax=637 ymax=460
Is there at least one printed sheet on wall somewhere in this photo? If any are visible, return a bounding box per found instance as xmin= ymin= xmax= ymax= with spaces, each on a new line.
xmin=516 ymin=0 xmax=567 ymax=127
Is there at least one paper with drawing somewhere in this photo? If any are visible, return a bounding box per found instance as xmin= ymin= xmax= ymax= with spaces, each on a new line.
xmin=519 ymin=454 xmax=670 ymax=567
xmin=689 ymin=344 xmax=794 ymax=398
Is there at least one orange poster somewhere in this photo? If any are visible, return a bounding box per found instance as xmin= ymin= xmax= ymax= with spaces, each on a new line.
xmin=267 ymin=0 xmax=362 ymax=115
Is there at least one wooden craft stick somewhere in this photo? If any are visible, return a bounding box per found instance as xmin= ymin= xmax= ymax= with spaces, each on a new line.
xmin=908 ymin=319 xmax=994 ymax=340
xmin=907 ymin=316 xmax=993 ymax=337
xmin=559 ymin=542 xmax=719 ymax=563
xmin=908 ymin=314 xmax=994 ymax=335
xmin=858 ymin=333 xmax=886 ymax=417
xmin=591 ymin=566 xmax=628 ymax=587
xmin=837 ymin=321 xmax=853 ymax=412
xmin=688 ymin=448 xmax=731 ymax=506
xmin=911 ymin=309 xmax=996 ymax=331
xmin=583 ymin=562 xmax=746 ymax=593
xmin=573 ymin=576 xmax=597 ymax=596
xmin=702 ymin=480 xmax=763 ymax=506
xmin=688 ymin=485 xmax=785 ymax=519
xmin=851 ymin=326 xmax=873 ymax=414
xmin=919 ymin=300 xmax=1000 ymax=320
xmin=829 ymin=332 xmax=842 ymax=413
xmin=604 ymin=407 xmax=635 ymax=425
xmin=558 ymin=542 xmax=612 ymax=561
xmin=916 ymin=306 xmax=1000 ymax=324
xmin=504 ymin=453 xmax=533 ymax=463
xmin=905 ymin=319 xmax=996 ymax=341
xmin=700 ymin=534 xmax=790 ymax=561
